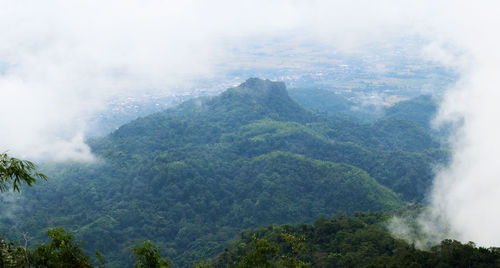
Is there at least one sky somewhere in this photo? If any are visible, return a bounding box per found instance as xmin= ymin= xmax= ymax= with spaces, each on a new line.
xmin=2 ymin=0 xmax=500 ymax=247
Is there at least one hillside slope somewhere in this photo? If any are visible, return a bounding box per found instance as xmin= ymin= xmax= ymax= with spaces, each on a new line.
xmin=1 ymin=78 xmax=446 ymax=267
xmin=209 ymin=212 xmax=500 ymax=267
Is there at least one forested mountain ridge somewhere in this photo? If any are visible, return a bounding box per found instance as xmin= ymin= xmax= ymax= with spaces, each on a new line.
xmin=91 ymin=79 xmax=444 ymax=201
xmin=288 ymin=87 xmax=373 ymax=121
xmin=1 ymin=78 xmax=446 ymax=267
xmin=91 ymin=78 xmax=315 ymax=157
xmin=384 ymin=95 xmax=438 ymax=131
xmin=288 ymin=87 xmax=440 ymax=131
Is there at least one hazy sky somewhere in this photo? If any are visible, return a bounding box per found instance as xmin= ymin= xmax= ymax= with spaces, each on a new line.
xmin=2 ymin=0 xmax=500 ymax=247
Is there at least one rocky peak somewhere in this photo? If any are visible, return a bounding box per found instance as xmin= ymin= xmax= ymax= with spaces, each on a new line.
xmin=232 ymin=78 xmax=288 ymax=101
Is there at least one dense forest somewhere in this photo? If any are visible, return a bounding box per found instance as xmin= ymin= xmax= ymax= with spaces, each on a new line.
xmin=1 ymin=78 xmax=453 ymax=267
xmin=207 ymin=212 xmax=500 ymax=267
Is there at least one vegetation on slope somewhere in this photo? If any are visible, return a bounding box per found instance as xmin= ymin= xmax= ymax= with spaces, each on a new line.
xmin=384 ymin=95 xmax=437 ymax=131
xmin=207 ymin=212 xmax=500 ymax=268
xmin=0 ymin=78 xmax=448 ymax=267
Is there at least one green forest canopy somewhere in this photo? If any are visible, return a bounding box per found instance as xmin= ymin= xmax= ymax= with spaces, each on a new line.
xmin=1 ymin=79 xmax=450 ymax=267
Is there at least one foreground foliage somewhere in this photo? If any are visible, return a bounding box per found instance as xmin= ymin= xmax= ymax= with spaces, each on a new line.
xmin=0 ymin=227 xmax=96 ymax=267
xmin=133 ymin=240 xmax=170 ymax=268
xmin=208 ymin=213 xmax=500 ymax=268
xmin=0 ymin=153 xmax=46 ymax=192
xmin=1 ymin=229 xmax=170 ymax=268
xmin=3 ymin=213 xmax=499 ymax=268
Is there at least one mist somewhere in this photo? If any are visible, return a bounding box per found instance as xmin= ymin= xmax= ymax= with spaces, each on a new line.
xmin=2 ymin=0 xmax=500 ymax=247
xmin=387 ymin=2 xmax=500 ymax=248
xmin=0 ymin=0 xmax=416 ymax=161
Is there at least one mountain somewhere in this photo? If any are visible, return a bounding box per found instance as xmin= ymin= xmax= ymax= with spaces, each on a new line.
xmin=383 ymin=95 xmax=438 ymax=131
xmin=169 ymin=78 xmax=315 ymax=124
xmin=288 ymin=87 xmax=356 ymax=120
xmin=1 ymin=78 xmax=446 ymax=267
xmin=288 ymin=87 xmax=380 ymax=121
xmin=288 ymin=88 xmax=441 ymax=133
xmin=310 ymin=118 xmax=439 ymax=153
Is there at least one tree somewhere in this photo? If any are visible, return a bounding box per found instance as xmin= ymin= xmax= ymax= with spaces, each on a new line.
xmin=0 ymin=154 xmax=107 ymax=267
xmin=0 ymin=237 xmax=28 ymax=267
xmin=133 ymin=240 xmax=170 ymax=268
xmin=279 ymin=233 xmax=309 ymax=268
xmin=0 ymin=152 xmax=47 ymax=192
xmin=236 ymin=235 xmax=279 ymax=268
xmin=0 ymin=153 xmax=50 ymax=267
xmin=30 ymin=227 xmax=94 ymax=268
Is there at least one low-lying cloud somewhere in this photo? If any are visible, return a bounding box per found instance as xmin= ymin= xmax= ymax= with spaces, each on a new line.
xmin=0 ymin=0 xmax=415 ymax=161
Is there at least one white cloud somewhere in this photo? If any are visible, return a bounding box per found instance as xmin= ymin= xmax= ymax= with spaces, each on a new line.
xmin=0 ymin=0 xmax=411 ymax=161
